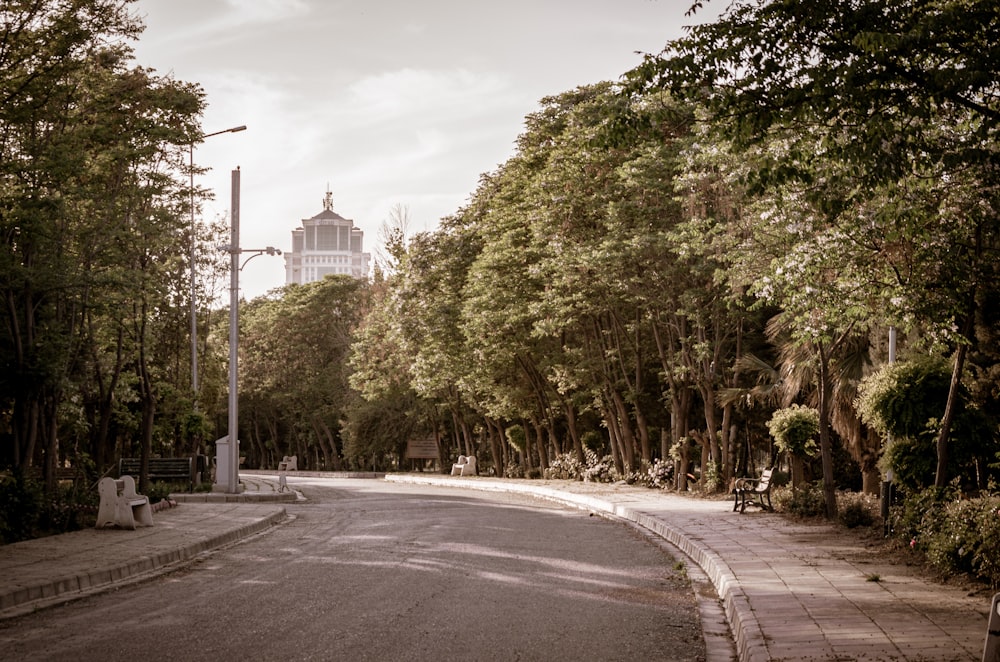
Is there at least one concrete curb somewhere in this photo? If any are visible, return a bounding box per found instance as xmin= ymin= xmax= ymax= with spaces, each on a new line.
xmin=385 ymin=474 xmax=766 ymax=662
xmin=0 ymin=506 xmax=287 ymax=619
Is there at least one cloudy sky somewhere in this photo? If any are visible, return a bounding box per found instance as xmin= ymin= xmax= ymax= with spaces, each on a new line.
xmin=130 ymin=0 xmax=719 ymax=298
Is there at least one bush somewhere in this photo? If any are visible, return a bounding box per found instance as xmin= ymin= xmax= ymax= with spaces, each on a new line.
xmin=903 ymin=489 xmax=1000 ymax=587
xmin=583 ymin=453 xmax=618 ymax=484
xmin=773 ymin=482 xmax=826 ymax=517
xmin=767 ymin=405 xmax=820 ymax=458
xmin=503 ymin=462 xmax=525 ymax=479
xmin=646 ymin=458 xmax=674 ymax=489
xmin=0 ymin=471 xmax=43 ymax=543
xmin=544 ymin=452 xmax=586 ymax=480
xmin=837 ymin=491 xmax=878 ymax=529
xmin=0 ymin=471 xmax=99 ymax=544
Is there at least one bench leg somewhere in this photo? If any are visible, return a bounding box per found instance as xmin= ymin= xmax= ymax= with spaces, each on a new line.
xmin=132 ymin=501 xmax=153 ymax=527
xmin=115 ymin=499 xmax=137 ymax=530
xmin=96 ymin=500 xmax=115 ymax=528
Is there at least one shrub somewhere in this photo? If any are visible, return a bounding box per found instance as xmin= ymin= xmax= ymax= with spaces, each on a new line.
xmin=904 ymin=490 xmax=1000 ymax=587
xmin=0 ymin=471 xmax=99 ymax=544
xmin=773 ymin=481 xmax=826 ymax=517
xmin=0 ymin=471 xmax=43 ymax=544
xmin=503 ymin=462 xmax=524 ymax=479
xmin=646 ymin=458 xmax=675 ymax=489
xmin=583 ymin=453 xmax=618 ymax=483
xmin=543 ymin=452 xmax=586 ymax=480
xmin=837 ymin=491 xmax=878 ymax=529
xmin=767 ymin=405 xmax=820 ymax=458
xmin=857 ymin=356 xmax=996 ymax=491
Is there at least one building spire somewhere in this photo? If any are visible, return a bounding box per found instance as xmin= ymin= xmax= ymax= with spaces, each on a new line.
xmin=323 ymin=184 xmax=333 ymax=211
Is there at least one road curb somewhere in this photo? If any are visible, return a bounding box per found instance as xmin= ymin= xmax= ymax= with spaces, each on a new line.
xmin=0 ymin=506 xmax=287 ymax=620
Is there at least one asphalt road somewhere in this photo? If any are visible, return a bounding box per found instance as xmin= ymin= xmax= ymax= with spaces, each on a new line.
xmin=0 ymin=479 xmax=708 ymax=661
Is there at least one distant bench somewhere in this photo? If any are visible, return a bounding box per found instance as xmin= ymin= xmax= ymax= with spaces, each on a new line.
xmin=119 ymin=457 xmax=196 ymax=492
xmin=451 ymin=455 xmax=477 ymax=476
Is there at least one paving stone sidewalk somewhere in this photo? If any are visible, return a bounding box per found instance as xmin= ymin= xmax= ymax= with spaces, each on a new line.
xmin=0 ymin=501 xmax=287 ymax=620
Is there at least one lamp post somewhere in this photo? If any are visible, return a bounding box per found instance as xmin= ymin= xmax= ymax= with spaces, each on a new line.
xmin=189 ymin=125 xmax=246 ymax=406
xmin=215 ymin=166 xmax=282 ymax=494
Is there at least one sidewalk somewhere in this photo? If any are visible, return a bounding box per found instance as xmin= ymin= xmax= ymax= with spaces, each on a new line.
xmin=387 ymin=475 xmax=993 ymax=662
xmin=0 ymin=475 xmax=294 ymax=620
xmin=0 ymin=473 xmax=992 ymax=660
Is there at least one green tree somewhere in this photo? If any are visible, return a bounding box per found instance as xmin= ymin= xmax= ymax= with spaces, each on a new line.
xmin=240 ymin=276 xmax=368 ymax=470
xmin=0 ymin=1 xmax=205 ymax=492
xmin=630 ymin=0 xmax=1000 ymax=507
xmin=856 ymin=355 xmax=994 ymax=490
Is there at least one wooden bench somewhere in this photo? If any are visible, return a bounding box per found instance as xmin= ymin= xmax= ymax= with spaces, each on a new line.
xmin=96 ymin=476 xmax=153 ymax=530
xmin=451 ymin=455 xmax=477 ymax=476
xmin=119 ymin=457 xmax=196 ymax=491
xmin=732 ymin=468 xmax=774 ymax=513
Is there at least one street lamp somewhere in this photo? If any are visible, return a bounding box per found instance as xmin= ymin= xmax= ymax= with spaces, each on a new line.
xmin=189 ymin=125 xmax=246 ymax=407
xmin=215 ymin=166 xmax=282 ymax=494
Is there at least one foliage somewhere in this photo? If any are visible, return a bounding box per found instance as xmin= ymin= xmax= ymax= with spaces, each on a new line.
xmin=543 ymin=452 xmax=587 ymax=481
xmin=903 ymin=489 xmax=1000 ymax=588
xmin=773 ymin=482 xmax=827 ymax=518
xmin=0 ymin=471 xmax=43 ymax=543
xmin=646 ymin=458 xmax=675 ymax=490
xmin=583 ymin=453 xmax=619 ymax=484
xmin=767 ymin=405 xmax=820 ymax=459
xmin=856 ymin=357 xmax=953 ymax=440
xmin=0 ymin=471 xmax=98 ymax=544
xmin=837 ymin=492 xmax=878 ymax=529
xmin=0 ymin=0 xmax=210 ymax=485
xmin=239 ymin=276 xmax=369 ymax=469
xmin=858 ymin=357 xmax=996 ymax=490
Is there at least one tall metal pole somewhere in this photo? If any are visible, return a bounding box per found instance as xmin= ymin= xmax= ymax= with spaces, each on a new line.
xmin=189 ymin=125 xmax=246 ymax=409
xmin=882 ymin=325 xmax=898 ymax=535
xmin=190 ymin=144 xmax=198 ymax=400
xmin=227 ymin=167 xmax=241 ymax=493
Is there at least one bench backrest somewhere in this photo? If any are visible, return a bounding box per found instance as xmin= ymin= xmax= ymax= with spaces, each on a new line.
xmin=98 ymin=475 xmax=141 ymax=498
xmin=120 ymin=457 xmax=193 ymax=477
xmin=758 ymin=469 xmax=773 ymax=489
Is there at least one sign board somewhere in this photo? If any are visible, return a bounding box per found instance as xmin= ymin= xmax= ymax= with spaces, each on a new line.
xmin=405 ymin=437 xmax=439 ymax=460
xmin=985 ymin=592 xmax=1000 ymax=662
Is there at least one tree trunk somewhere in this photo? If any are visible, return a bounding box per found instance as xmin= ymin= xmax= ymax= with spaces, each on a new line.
xmin=610 ymin=389 xmax=637 ymax=471
xmin=934 ymin=313 xmax=974 ymax=488
xmin=565 ymin=402 xmax=585 ymax=464
xmin=817 ymin=343 xmax=838 ymax=520
xmin=600 ymin=396 xmax=624 ymax=475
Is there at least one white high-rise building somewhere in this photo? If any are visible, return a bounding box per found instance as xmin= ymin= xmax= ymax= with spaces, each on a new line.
xmin=285 ymin=190 xmax=370 ymax=284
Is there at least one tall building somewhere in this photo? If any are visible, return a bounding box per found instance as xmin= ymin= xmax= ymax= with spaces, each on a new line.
xmin=285 ymin=189 xmax=371 ymax=284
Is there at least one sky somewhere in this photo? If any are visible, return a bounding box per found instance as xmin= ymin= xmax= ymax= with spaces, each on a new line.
xmin=130 ymin=0 xmax=721 ymax=299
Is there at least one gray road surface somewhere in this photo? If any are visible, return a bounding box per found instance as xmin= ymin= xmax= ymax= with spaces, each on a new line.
xmin=0 ymin=479 xmax=707 ymax=661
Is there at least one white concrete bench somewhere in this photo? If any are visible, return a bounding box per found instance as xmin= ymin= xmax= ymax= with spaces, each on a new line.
xmin=451 ymin=455 xmax=477 ymax=476
xmin=96 ymin=475 xmax=153 ymax=530
xmin=277 ymin=455 xmax=297 ymax=491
